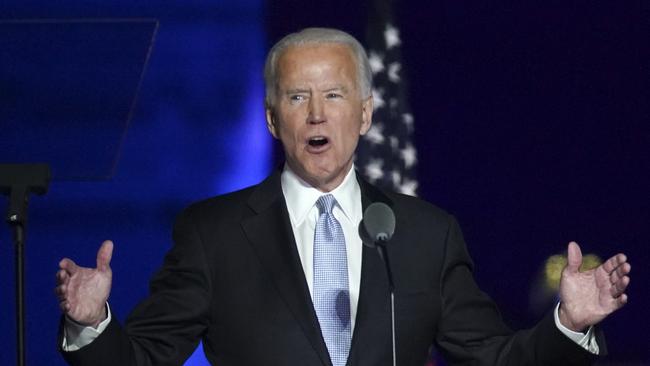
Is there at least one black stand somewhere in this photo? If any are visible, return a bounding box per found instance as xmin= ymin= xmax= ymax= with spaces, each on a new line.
xmin=1 ymin=19 xmax=157 ymax=365
xmin=0 ymin=164 xmax=51 ymax=366
xmin=359 ymin=202 xmax=398 ymax=366
xmin=376 ymin=241 xmax=397 ymax=366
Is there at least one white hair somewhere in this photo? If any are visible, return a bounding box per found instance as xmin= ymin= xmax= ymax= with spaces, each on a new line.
xmin=263 ymin=27 xmax=373 ymax=108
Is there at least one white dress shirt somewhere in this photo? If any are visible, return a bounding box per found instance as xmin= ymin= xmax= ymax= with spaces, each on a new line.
xmin=281 ymin=164 xmax=363 ymax=332
xmin=63 ymin=164 xmax=598 ymax=355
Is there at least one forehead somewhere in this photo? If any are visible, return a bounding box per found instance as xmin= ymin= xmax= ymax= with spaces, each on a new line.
xmin=276 ymin=43 xmax=357 ymax=85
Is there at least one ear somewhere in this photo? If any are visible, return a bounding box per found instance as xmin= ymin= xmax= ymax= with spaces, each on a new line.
xmin=359 ymin=95 xmax=373 ymax=135
xmin=265 ymin=107 xmax=279 ymax=139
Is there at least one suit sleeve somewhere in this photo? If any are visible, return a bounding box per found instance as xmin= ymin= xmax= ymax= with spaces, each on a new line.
xmin=435 ymin=215 xmax=601 ymax=365
xmin=61 ymin=208 xmax=212 ymax=366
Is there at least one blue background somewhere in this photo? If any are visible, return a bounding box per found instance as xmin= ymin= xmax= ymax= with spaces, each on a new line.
xmin=1 ymin=1 xmax=647 ymax=365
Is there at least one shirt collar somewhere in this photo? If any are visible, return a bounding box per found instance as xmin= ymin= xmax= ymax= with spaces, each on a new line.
xmin=281 ymin=164 xmax=361 ymax=226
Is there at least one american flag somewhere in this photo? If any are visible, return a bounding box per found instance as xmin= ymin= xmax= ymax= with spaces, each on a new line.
xmin=358 ymin=3 xmax=443 ymax=365
xmin=355 ymin=0 xmax=418 ymax=197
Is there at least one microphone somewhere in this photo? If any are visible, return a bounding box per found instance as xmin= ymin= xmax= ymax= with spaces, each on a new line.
xmin=359 ymin=202 xmax=397 ymax=366
xmin=361 ymin=202 xmax=396 ymax=246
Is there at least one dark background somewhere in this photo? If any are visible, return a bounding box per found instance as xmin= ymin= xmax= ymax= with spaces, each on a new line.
xmin=1 ymin=1 xmax=647 ymax=365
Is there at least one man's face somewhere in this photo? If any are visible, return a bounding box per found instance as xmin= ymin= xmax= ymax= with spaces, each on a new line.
xmin=266 ymin=43 xmax=373 ymax=192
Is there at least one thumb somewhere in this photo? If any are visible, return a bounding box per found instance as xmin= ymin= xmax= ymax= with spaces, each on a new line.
xmin=96 ymin=240 xmax=114 ymax=272
xmin=566 ymin=241 xmax=583 ymax=274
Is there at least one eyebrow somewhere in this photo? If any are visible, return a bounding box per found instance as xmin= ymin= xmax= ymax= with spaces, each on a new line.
xmin=283 ymin=85 xmax=349 ymax=95
xmin=284 ymin=88 xmax=310 ymax=95
xmin=323 ymin=86 xmax=348 ymax=93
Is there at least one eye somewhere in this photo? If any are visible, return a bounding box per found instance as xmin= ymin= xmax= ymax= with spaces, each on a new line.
xmin=326 ymin=92 xmax=342 ymax=99
xmin=289 ymin=94 xmax=307 ymax=104
xmin=289 ymin=94 xmax=307 ymax=101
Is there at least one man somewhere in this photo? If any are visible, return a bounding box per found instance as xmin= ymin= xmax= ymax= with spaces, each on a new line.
xmin=55 ymin=28 xmax=631 ymax=365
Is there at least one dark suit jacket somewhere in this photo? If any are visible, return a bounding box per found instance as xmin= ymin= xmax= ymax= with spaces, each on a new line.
xmin=61 ymin=170 xmax=601 ymax=365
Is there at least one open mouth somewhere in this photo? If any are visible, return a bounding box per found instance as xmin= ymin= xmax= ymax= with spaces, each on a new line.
xmin=308 ymin=136 xmax=329 ymax=147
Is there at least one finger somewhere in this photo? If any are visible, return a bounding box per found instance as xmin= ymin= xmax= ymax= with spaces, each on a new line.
xmin=55 ymin=289 xmax=70 ymax=302
xmin=54 ymin=284 xmax=66 ymax=299
xmin=59 ymin=300 xmax=71 ymax=313
xmin=610 ymin=262 xmax=631 ymax=285
xmin=617 ymin=261 xmax=631 ymax=276
xmin=54 ymin=283 xmax=71 ymax=303
xmin=615 ymin=293 xmax=628 ymax=308
xmin=96 ymin=240 xmax=114 ymax=272
xmin=566 ymin=242 xmax=583 ymax=273
xmin=610 ymin=276 xmax=630 ymax=298
xmin=56 ymin=269 xmax=70 ymax=285
xmin=602 ymin=253 xmax=627 ymax=274
xmin=59 ymin=258 xmax=79 ymax=276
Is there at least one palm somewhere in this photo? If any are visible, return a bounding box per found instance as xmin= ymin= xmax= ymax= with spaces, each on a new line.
xmin=56 ymin=240 xmax=113 ymax=327
xmin=65 ymin=265 xmax=112 ymax=323
xmin=559 ymin=242 xmax=630 ymax=331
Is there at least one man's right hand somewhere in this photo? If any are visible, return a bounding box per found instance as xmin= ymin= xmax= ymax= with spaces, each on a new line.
xmin=55 ymin=240 xmax=113 ymax=328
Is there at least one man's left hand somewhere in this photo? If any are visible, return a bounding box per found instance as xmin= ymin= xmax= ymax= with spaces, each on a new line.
xmin=558 ymin=241 xmax=631 ymax=332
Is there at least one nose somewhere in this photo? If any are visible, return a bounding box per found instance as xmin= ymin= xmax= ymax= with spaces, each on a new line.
xmin=307 ymin=96 xmax=326 ymax=124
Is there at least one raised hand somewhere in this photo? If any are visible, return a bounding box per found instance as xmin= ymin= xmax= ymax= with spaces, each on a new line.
xmin=55 ymin=240 xmax=114 ymax=328
xmin=558 ymin=241 xmax=631 ymax=332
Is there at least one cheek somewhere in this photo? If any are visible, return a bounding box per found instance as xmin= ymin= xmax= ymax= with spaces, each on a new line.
xmin=279 ymin=112 xmax=306 ymax=140
xmin=337 ymin=132 xmax=357 ymax=155
xmin=276 ymin=120 xmax=301 ymax=143
xmin=280 ymin=131 xmax=301 ymax=151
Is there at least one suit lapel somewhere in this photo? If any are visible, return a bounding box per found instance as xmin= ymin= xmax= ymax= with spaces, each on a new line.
xmin=241 ymin=171 xmax=332 ymax=366
xmin=347 ymin=176 xmax=394 ymax=365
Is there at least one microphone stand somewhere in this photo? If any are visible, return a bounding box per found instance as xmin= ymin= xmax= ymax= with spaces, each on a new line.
xmin=0 ymin=164 xmax=50 ymax=366
xmin=375 ymin=236 xmax=396 ymax=366
xmin=360 ymin=202 xmax=397 ymax=366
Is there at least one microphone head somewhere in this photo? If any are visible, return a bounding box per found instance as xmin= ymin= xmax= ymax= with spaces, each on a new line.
xmin=362 ymin=202 xmax=396 ymax=245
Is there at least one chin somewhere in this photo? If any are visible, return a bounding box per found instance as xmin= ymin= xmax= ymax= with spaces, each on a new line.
xmin=315 ymin=168 xmax=349 ymax=188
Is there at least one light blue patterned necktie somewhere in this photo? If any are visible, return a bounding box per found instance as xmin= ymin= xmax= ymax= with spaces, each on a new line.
xmin=313 ymin=194 xmax=351 ymax=366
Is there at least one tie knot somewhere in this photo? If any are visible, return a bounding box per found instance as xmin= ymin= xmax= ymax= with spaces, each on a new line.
xmin=316 ymin=194 xmax=336 ymax=215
